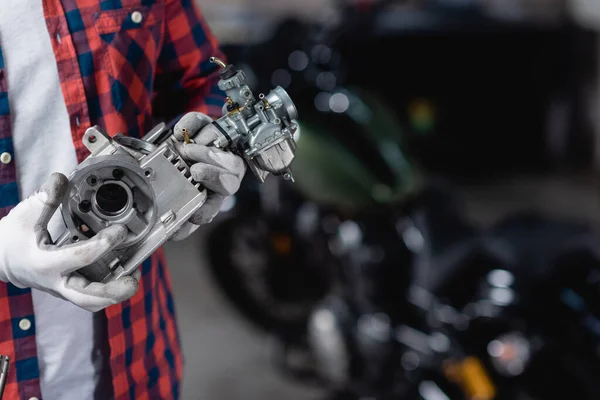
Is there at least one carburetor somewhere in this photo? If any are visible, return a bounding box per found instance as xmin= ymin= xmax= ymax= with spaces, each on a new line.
xmin=206 ymin=57 xmax=298 ymax=182
xmin=56 ymin=58 xmax=299 ymax=283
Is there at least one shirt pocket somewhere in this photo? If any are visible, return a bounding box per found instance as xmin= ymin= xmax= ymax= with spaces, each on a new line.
xmin=93 ymin=4 xmax=165 ymax=117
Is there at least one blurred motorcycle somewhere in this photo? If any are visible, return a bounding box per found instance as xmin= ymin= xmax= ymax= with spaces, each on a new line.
xmin=199 ymin=1 xmax=584 ymax=398
xmin=201 ymin=0 xmax=572 ymax=339
xmin=203 ymin=0 xmax=423 ymax=344
xmin=305 ymin=207 xmax=600 ymax=400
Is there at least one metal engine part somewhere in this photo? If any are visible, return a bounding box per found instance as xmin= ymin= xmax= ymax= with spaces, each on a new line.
xmin=307 ymin=303 xmax=351 ymax=387
xmin=56 ymin=59 xmax=299 ymax=283
xmin=57 ymin=124 xmax=207 ymax=283
xmin=0 ymin=355 xmax=8 ymax=400
xmin=208 ymin=57 xmax=298 ymax=183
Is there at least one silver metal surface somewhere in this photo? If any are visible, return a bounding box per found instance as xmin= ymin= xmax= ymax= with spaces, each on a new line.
xmin=55 ymin=59 xmax=299 ymax=283
xmin=395 ymin=325 xmax=433 ymax=355
xmin=58 ymin=125 xmax=207 ymax=283
xmin=419 ymin=380 xmax=451 ymax=400
xmin=217 ymin=69 xmax=247 ymax=91
xmin=208 ymin=57 xmax=298 ymax=183
xmin=0 ymin=355 xmax=9 ymax=400
xmin=307 ymin=306 xmax=350 ymax=386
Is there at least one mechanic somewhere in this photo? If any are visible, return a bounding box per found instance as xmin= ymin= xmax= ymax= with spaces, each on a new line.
xmin=0 ymin=1 xmax=245 ymax=399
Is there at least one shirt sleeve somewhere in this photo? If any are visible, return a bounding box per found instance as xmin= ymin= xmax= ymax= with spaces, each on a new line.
xmin=152 ymin=0 xmax=226 ymax=125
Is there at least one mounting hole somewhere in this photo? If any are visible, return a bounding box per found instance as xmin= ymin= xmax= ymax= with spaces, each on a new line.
xmin=72 ymin=236 xmax=79 ymax=242
xmin=243 ymin=91 xmax=250 ymax=97
xmin=95 ymin=183 xmax=129 ymax=215
xmin=259 ymin=93 xmax=265 ymax=99
xmin=258 ymin=105 xmax=263 ymax=111
xmin=144 ymin=169 xmax=152 ymax=177
xmin=88 ymin=135 xmax=97 ymax=143
xmin=87 ymin=175 xmax=98 ymax=186
xmin=112 ymin=169 xmax=125 ymax=180
xmin=78 ymin=200 xmax=92 ymax=213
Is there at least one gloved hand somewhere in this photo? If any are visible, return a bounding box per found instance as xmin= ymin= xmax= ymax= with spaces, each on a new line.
xmin=0 ymin=173 xmax=141 ymax=312
xmin=169 ymin=112 xmax=246 ymax=241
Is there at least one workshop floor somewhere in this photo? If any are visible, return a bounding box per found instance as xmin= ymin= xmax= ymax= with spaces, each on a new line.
xmin=163 ymin=226 xmax=324 ymax=400
xmin=163 ymin=172 xmax=600 ymax=400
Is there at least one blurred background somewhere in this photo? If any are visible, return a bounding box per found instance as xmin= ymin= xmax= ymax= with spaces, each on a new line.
xmin=164 ymin=0 xmax=600 ymax=398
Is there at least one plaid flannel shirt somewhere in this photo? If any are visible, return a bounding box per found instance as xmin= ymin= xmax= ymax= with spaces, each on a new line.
xmin=0 ymin=0 xmax=226 ymax=398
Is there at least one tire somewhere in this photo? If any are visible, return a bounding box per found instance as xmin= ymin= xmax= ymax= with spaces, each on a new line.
xmin=204 ymin=211 xmax=336 ymax=339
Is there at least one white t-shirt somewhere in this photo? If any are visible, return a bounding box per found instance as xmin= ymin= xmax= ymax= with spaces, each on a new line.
xmin=0 ymin=1 xmax=110 ymax=399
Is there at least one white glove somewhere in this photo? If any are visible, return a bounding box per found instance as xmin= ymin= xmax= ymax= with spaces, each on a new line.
xmin=170 ymin=112 xmax=246 ymax=241
xmin=0 ymin=173 xmax=141 ymax=312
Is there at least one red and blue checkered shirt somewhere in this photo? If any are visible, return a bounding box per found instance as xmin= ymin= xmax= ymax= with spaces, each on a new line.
xmin=0 ymin=0 xmax=226 ymax=398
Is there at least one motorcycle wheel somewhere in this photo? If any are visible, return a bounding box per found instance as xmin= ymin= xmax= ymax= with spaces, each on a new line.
xmin=204 ymin=211 xmax=336 ymax=339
